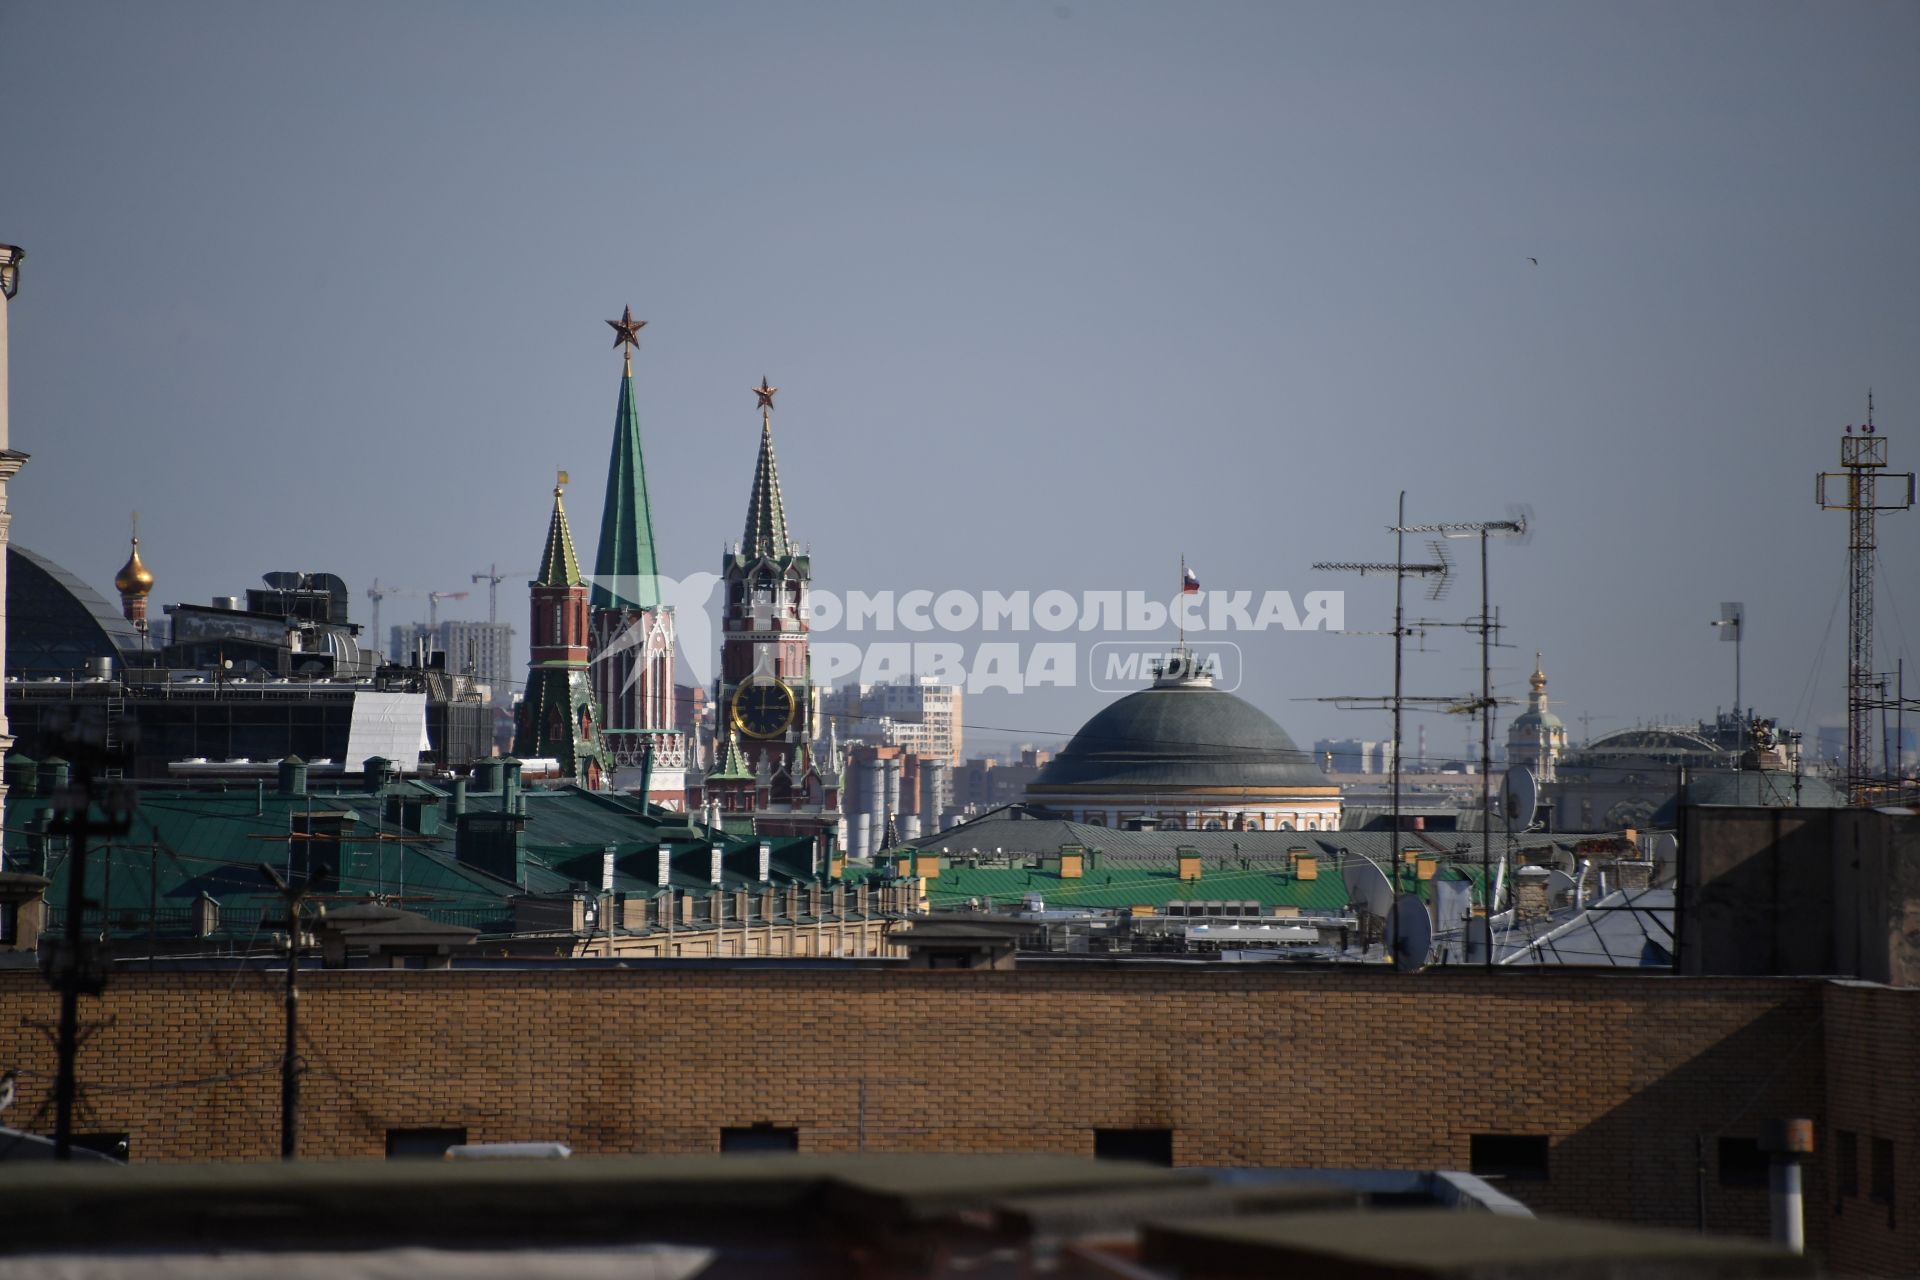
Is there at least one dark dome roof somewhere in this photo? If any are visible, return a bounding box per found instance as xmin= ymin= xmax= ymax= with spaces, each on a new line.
xmin=1569 ymin=727 xmax=1721 ymax=761
xmin=1031 ymin=684 xmax=1326 ymax=792
xmin=6 ymin=545 xmax=141 ymax=676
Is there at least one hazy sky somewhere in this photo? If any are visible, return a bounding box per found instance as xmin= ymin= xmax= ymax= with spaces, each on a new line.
xmin=3 ymin=1 xmax=1916 ymax=758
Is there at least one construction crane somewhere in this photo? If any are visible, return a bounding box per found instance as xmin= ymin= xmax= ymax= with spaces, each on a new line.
xmin=365 ymin=580 xmax=419 ymax=648
xmin=427 ymin=590 xmax=470 ymax=629
xmin=471 ymin=564 xmax=535 ymax=625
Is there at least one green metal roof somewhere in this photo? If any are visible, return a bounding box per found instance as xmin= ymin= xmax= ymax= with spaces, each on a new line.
xmin=861 ymin=834 xmax=1489 ymax=913
xmin=900 ymin=860 xmax=1354 ymax=913
xmin=4 ymin=779 xmax=832 ymax=941
xmin=590 ymin=363 xmax=661 ymax=611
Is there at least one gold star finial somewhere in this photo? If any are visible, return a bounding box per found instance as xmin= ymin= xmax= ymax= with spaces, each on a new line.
xmin=555 ymin=468 xmax=569 ymax=499
xmin=606 ymin=306 xmax=646 ymax=353
xmin=753 ymin=376 xmax=778 ymax=415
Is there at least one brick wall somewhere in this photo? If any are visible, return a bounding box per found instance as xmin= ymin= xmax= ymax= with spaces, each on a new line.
xmin=0 ymin=967 xmax=1897 ymax=1268
xmin=1822 ymin=982 xmax=1920 ymax=1275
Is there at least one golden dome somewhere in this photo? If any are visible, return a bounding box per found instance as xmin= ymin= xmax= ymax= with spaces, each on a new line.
xmin=114 ymin=537 xmax=155 ymax=597
xmin=1529 ymin=651 xmax=1547 ymax=694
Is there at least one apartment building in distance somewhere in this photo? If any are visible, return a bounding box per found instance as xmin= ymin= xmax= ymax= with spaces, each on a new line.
xmin=819 ymin=678 xmax=962 ymax=765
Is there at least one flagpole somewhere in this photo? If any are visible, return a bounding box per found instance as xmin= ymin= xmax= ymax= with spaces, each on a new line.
xmin=1178 ymin=554 xmax=1186 ymax=653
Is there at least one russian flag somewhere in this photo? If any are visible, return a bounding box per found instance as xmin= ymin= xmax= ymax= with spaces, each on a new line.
xmin=1182 ymin=565 xmax=1200 ymax=594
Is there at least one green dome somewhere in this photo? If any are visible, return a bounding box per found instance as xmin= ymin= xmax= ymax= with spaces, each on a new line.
xmin=1033 ymin=684 xmax=1325 ymax=792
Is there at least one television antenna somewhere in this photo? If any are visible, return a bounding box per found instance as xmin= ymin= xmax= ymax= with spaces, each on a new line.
xmin=1393 ymin=508 xmax=1530 ymax=971
xmin=1313 ymin=491 xmax=1454 ymax=898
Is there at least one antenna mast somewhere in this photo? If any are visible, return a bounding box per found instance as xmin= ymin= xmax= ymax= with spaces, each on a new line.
xmin=1817 ymin=393 xmax=1915 ymax=801
xmin=1393 ymin=511 xmax=1529 ymax=968
xmin=1313 ymin=492 xmax=1455 ymax=930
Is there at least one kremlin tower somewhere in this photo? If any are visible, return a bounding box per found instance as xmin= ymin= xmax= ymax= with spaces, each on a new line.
xmin=686 ymin=378 xmax=840 ymax=843
xmin=516 ymin=473 xmax=611 ymax=790
xmin=586 ymin=308 xmax=686 ymax=809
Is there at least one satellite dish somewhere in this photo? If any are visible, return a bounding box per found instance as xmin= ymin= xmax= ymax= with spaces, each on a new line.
xmin=1341 ymin=854 xmax=1394 ymax=919
xmin=1388 ymin=895 xmax=1433 ymax=974
xmin=1501 ymin=767 xmax=1540 ymax=831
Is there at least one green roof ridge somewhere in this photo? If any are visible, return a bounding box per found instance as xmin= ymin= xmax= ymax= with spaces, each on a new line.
xmin=591 ymin=363 xmax=662 ymax=610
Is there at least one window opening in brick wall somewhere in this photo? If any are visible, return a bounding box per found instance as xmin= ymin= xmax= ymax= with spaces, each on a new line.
xmin=387 ymin=1126 xmax=467 ymax=1159
xmin=721 ymin=1123 xmax=798 ymax=1154
xmin=1718 ymin=1137 xmax=1769 ymax=1189
xmin=1470 ymin=1134 xmax=1550 ymax=1181
xmin=1094 ymin=1128 xmax=1174 ymax=1167
xmin=1835 ymin=1129 xmax=1859 ymax=1204
xmin=1870 ymin=1137 xmax=1895 ymax=1226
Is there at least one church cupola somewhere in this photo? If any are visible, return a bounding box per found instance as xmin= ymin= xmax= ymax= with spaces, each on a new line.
xmin=114 ymin=516 xmax=155 ymax=645
xmin=1506 ymin=650 xmax=1567 ymax=784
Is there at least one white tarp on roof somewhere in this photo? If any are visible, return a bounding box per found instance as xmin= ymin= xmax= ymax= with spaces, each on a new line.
xmin=345 ymin=691 xmax=429 ymax=772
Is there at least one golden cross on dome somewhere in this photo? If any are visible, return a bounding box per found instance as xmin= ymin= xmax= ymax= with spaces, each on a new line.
xmin=606 ymin=306 xmax=646 ymax=352
xmin=753 ymin=376 xmax=778 ymax=415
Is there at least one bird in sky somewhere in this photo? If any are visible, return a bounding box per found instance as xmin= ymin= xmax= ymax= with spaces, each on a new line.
xmin=1527 ymin=257 xmax=1539 ymax=266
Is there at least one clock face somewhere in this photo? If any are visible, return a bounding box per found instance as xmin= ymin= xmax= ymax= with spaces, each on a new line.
xmin=731 ymin=677 xmax=796 ymax=740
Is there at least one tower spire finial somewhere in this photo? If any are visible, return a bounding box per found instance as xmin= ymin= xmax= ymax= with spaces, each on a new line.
xmin=607 ymin=305 xmax=645 ymax=351
xmin=741 ymin=377 xmax=791 ymax=559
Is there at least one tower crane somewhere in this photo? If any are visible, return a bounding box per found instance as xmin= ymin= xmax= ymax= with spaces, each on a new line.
xmin=427 ymin=590 xmax=471 ymax=629
xmin=365 ymin=580 xmax=419 ymax=647
xmin=472 ymin=564 xmax=536 ymax=625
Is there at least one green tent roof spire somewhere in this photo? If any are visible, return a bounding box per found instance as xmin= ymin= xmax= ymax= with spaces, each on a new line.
xmin=710 ymin=730 xmax=753 ymax=781
xmin=742 ymin=385 xmax=792 ymax=559
xmin=536 ymin=474 xmax=583 ymax=588
xmin=591 ymin=349 xmax=662 ymax=610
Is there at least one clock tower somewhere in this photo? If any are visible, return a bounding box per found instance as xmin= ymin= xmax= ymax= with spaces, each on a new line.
xmin=693 ymin=378 xmax=841 ymax=842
